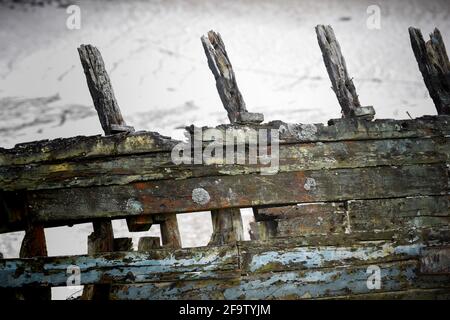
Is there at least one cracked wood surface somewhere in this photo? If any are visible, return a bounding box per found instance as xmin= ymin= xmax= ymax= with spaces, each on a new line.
xmin=409 ymin=28 xmax=450 ymax=115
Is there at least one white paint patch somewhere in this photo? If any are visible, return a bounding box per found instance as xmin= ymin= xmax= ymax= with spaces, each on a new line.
xmin=192 ymin=188 xmax=211 ymax=205
xmin=297 ymin=124 xmax=318 ymax=140
xmin=304 ymin=177 xmax=317 ymax=191
xmin=126 ymin=199 xmax=143 ymax=214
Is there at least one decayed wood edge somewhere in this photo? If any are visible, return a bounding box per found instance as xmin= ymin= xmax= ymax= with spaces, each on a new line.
xmin=420 ymin=246 xmax=450 ymax=274
xmin=0 ymin=163 xmax=445 ymax=233
xmin=315 ymin=25 xmax=374 ymax=120
xmin=409 ymin=27 xmax=450 ymax=115
xmin=0 ymin=136 xmax=448 ymax=192
xmin=1 ymin=240 xmax=447 ymax=288
xmin=0 ymin=131 xmax=178 ymax=167
xmin=78 ymin=44 xmax=130 ymax=135
xmin=108 ymin=260 xmax=450 ymax=300
xmin=187 ymin=115 xmax=450 ymax=145
xmin=201 ymin=30 xmax=263 ymax=124
xmin=0 ymin=245 xmax=239 ymax=288
xmin=1 ymin=116 xmax=447 ymax=168
xmin=209 ymin=208 xmax=244 ymax=245
xmin=254 ymin=196 xmax=449 ymax=237
xmin=317 ymin=288 xmax=450 ymax=300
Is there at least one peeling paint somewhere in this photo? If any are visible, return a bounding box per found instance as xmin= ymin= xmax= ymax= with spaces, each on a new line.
xmin=126 ymin=199 xmax=143 ymax=214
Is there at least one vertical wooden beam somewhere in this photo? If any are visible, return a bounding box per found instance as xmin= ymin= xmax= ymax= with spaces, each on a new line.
xmin=409 ymin=27 xmax=450 ymax=115
xmin=78 ymin=45 xmax=134 ymax=135
xmin=250 ymin=208 xmax=278 ymax=241
xmin=202 ymin=30 xmax=257 ymax=244
xmin=82 ymin=221 xmax=114 ymax=300
xmin=138 ymin=237 xmax=161 ymax=251
xmin=201 ymin=30 xmax=264 ymax=124
xmin=160 ymin=214 xmax=182 ymax=249
xmin=78 ymin=44 xmax=150 ymax=234
xmin=17 ymin=224 xmax=51 ymax=300
xmin=315 ymin=25 xmax=375 ymax=119
xmin=209 ymin=209 xmax=244 ymax=245
xmin=113 ymin=237 xmax=133 ymax=252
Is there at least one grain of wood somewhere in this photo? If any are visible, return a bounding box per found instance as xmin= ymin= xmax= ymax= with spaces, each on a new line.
xmin=316 ymin=25 xmax=375 ymax=119
xmin=409 ymin=27 xmax=450 ymax=115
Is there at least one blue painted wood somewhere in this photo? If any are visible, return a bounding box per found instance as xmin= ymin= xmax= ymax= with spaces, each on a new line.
xmin=0 ymin=241 xmax=431 ymax=288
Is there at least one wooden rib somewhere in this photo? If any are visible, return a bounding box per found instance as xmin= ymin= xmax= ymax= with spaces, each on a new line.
xmin=316 ymin=25 xmax=375 ymax=119
xmin=409 ymin=27 xmax=450 ymax=115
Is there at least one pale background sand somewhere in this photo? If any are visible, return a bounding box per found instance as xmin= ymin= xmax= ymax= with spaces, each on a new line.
xmin=0 ymin=0 xmax=449 ymax=299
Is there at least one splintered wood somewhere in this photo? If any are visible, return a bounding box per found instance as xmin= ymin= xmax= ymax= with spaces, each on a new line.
xmin=316 ymin=25 xmax=375 ymax=119
xmin=409 ymin=28 xmax=450 ymax=115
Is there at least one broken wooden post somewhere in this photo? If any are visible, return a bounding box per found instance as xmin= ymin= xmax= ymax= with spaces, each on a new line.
xmin=78 ymin=45 xmax=134 ymax=135
xmin=82 ymin=220 xmax=114 ymax=300
xmin=160 ymin=214 xmax=182 ymax=248
xmin=78 ymin=44 xmax=150 ymax=233
xmin=249 ymin=209 xmax=278 ymax=241
xmin=17 ymin=224 xmax=51 ymax=300
xmin=201 ymin=30 xmax=264 ymax=124
xmin=138 ymin=237 xmax=161 ymax=251
xmin=315 ymin=25 xmax=375 ymax=119
xmin=113 ymin=237 xmax=133 ymax=252
xmin=87 ymin=221 xmax=114 ymax=254
xmin=409 ymin=27 xmax=450 ymax=115
xmin=202 ymin=30 xmax=254 ymax=245
xmin=209 ymin=209 xmax=245 ymax=244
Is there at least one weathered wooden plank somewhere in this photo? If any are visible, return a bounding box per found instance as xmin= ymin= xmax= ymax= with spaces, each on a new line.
xmin=82 ymin=220 xmax=114 ymax=300
xmin=1 ymin=240 xmax=440 ymax=289
xmin=189 ymin=115 xmax=450 ymax=145
xmin=420 ymin=246 xmax=450 ymax=274
xmin=348 ymin=196 xmax=450 ymax=232
xmin=1 ymin=137 xmax=446 ymax=191
xmin=238 ymin=241 xmax=424 ymax=274
xmin=108 ymin=260 xmax=450 ymax=300
xmin=409 ymin=27 xmax=450 ymax=115
xmin=201 ymin=30 xmax=263 ymax=124
xmin=0 ymin=131 xmax=178 ymax=167
xmin=254 ymin=196 xmax=449 ymax=238
xmin=315 ymin=25 xmax=374 ymax=119
xmin=21 ymin=164 xmax=446 ymax=225
xmin=255 ymin=202 xmax=347 ymax=237
xmin=318 ymin=288 xmax=450 ymax=300
xmin=1 ymin=116 xmax=448 ymax=168
xmin=0 ymin=245 xmax=239 ymax=288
